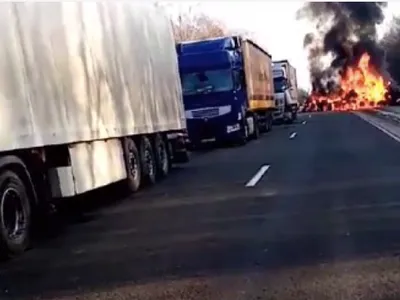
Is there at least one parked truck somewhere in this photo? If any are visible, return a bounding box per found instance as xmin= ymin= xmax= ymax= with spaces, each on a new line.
xmin=176 ymin=36 xmax=276 ymax=147
xmin=272 ymin=60 xmax=299 ymax=123
xmin=0 ymin=2 xmax=189 ymax=258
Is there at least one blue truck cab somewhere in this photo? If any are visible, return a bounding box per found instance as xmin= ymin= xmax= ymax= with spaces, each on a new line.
xmin=176 ymin=36 xmax=275 ymax=147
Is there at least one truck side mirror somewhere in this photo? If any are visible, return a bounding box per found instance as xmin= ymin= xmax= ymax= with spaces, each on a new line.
xmin=240 ymin=71 xmax=246 ymax=87
xmin=233 ymin=71 xmax=242 ymax=90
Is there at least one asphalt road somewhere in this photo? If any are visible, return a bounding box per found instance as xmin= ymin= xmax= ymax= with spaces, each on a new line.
xmin=3 ymin=112 xmax=400 ymax=299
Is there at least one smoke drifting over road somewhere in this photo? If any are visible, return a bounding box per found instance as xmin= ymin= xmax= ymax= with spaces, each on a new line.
xmin=297 ymin=2 xmax=388 ymax=95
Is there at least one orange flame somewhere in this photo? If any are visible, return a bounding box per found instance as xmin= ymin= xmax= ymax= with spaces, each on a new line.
xmin=306 ymin=53 xmax=389 ymax=112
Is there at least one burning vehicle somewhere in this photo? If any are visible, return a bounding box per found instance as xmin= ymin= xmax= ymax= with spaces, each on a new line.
xmin=298 ymin=2 xmax=392 ymax=112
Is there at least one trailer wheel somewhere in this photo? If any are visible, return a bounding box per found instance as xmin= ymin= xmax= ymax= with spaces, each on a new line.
xmin=0 ymin=170 xmax=31 ymax=258
xmin=153 ymin=134 xmax=170 ymax=178
xmin=123 ymin=138 xmax=142 ymax=193
xmin=140 ymin=136 xmax=157 ymax=186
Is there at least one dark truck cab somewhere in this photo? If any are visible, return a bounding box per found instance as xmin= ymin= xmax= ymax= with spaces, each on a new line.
xmin=176 ymin=36 xmax=275 ymax=147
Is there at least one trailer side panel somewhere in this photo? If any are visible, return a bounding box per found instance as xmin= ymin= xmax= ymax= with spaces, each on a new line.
xmin=0 ymin=2 xmax=185 ymax=152
xmin=242 ymin=40 xmax=275 ymax=111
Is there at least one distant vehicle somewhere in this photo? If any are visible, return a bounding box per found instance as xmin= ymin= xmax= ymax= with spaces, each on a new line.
xmin=272 ymin=60 xmax=299 ymax=123
xmin=0 ymin=2 xmax=189 ymax=258
xmin=176 ymin=36 xmax=276 ymax=147
xmin=387 ymin=85 xmax=400 ymax=106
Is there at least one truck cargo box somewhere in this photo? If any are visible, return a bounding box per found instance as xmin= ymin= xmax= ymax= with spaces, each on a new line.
xmin=0 ymin=2 xmax=185 ymax=152
xmin=242 ymin=40 xmax=275 ymax=111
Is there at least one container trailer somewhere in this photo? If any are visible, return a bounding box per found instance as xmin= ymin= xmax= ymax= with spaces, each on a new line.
xmin=0 ymin=2 xmax=189 ymax=258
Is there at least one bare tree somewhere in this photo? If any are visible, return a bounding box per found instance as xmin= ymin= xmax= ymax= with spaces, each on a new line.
xmin=158 ymin=2 xmax=254 ymax=43
xmin=161 ymin=3 xmax=228 ymax=42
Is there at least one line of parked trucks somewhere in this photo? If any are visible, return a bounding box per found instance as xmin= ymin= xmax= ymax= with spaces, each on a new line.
xmin=0 ymin=2 xmax=299 ymax=259
xmin=178 ymin=37 xmax=300 ymax=147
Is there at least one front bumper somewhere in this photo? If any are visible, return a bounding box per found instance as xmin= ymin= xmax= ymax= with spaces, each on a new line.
xmin=186 ymin=118 xmax=241 ymax=144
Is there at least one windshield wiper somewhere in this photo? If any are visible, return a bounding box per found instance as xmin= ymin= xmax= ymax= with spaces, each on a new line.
xmin=196 ymin=85 xmax=214 ymax=94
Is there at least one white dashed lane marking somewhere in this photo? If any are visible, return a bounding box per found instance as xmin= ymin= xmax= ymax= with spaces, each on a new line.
xmin=245 ymin=165 xmax=270 ymax=187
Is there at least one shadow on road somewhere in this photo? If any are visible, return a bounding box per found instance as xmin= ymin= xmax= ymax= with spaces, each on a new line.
xmin=2 ymin=176 xmax=400 ymax=299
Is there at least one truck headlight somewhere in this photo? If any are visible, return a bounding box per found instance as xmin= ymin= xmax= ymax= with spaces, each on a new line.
xmin=227 ymin=123 xmax=240 ymax=133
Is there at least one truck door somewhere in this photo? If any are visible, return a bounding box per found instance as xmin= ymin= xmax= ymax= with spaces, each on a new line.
xmin=284 ymin=88 xmax=291 ymax=102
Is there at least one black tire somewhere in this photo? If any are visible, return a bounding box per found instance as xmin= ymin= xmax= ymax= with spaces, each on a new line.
xmin=285 ymin=112 xmax=294 ymax=124
xmin=251 ymin=115 xmax=260 ymax=140
xmin=153 ymin=134 xmax=171 ymax=178
xmin=236 ymin=120 xmax=248 ymax=146
xmin=265 ymin=114 xmax=273 ymax=132
xmin=123 ymin=137 xmax=142 ymax=193
xmin=177 ymin=149 xmax=190 ymax=163
xmin=0 ymin=170 xmax=32 ymax=259
xmin=140 ymin=136 xmax=157 ymax=186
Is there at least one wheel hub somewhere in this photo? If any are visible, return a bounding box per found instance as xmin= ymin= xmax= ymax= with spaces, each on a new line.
xmin=1 ymin=188 xmax=25 ymax=240
xmin=128 ymin=147 xmax=138 ymax=179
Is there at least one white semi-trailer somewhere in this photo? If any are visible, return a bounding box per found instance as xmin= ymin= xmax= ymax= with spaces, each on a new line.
xmin=0 ymin=2 xmax=189 ymax=258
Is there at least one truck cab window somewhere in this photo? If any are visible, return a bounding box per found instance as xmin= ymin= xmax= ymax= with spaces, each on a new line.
xmin=197 ymin=72 xmax=209 ymax=82
xmin=181 ymin=69 xmax=234 ymax=96
xmin=273 ymin=77 xmax=287 ymax=93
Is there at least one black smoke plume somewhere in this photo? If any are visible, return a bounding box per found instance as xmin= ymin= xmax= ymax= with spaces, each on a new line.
xmin=297 ymin=2 xmax=388 ymax=95
xmin=382 ymin=17 xmax=400 ymax=103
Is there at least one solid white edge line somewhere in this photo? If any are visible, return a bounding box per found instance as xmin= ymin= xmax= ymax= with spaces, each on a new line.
xmin=245 ymin=165 xmax=270 ymax=187
xmin=354 ymin=112 xmax=400 ymax=143
xmin=289 ymin=132 xmax=297 ymax=139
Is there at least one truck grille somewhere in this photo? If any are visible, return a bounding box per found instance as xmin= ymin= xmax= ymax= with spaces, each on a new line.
xmin=192 ymin=108 xmax=219 ymax=119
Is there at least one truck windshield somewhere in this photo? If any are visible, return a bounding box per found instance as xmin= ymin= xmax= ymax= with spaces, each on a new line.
xmin=274 ymin=77 xmax=286 ymax=93
xmin=181 ymin=69 xmax=233 ymax=96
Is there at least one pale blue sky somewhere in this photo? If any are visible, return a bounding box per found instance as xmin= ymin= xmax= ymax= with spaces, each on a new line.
xmin=162 ymin=1 xmax=399 ymax=91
